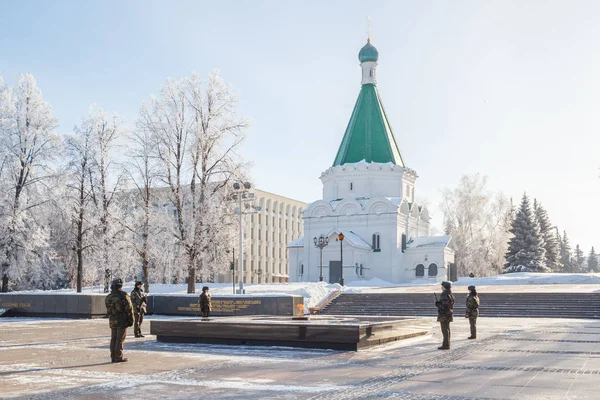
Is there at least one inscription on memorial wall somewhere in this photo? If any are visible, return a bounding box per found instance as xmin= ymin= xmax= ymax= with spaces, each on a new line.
xmin=0 ymin=297 xmax=32 ymax=309
xmin=177 ymin=299 xmax=262 ymax=313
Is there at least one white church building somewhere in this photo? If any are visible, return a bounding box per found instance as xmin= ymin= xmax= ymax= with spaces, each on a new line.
xmin=288 ymin=38 xmax=455 ymax=285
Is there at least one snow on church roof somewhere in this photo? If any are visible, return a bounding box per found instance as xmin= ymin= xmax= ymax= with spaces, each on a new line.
xmin=287 ymin=237 xmax=304 ymax=248
xmin=406 ymin=235 xmax=452 ymax=249
xmin=327 ymin=229 xmax=372 ymax=250
xmin=286 ymin=230 xmax=373 ymax=250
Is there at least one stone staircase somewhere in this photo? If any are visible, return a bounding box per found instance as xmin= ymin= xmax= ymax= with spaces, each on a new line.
xmin=318 ymin=292 xmax=600 ymax=319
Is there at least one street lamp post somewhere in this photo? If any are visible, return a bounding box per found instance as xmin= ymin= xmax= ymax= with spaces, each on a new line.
xmin=313 ymin=235 xmax=329 ymax=282
xmin=338 ymin=233 xmax=345 ymax=286
xmin=230 ymin=248 xmax=235 ymax=294
xmin=229 ymin=182 xmax=261 ymax=295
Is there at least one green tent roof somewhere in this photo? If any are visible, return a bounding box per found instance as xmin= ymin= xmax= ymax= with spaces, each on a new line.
xmin=332 ymin=83 xmax=404 ymax=167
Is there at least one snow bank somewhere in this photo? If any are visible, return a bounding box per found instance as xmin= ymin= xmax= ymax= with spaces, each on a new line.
xmin=455 ymin=272 xmax=600 ymax=286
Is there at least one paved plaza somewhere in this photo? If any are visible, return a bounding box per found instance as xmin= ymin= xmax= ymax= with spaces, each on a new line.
xmin=1 ymin=316 xmax=600 ymax=399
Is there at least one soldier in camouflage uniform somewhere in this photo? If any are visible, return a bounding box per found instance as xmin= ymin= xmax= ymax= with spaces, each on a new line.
xmin=465 ymin=285 xmax=479 ymax=339
xmin=105 ymin=278 xmax=134 ymax=363
xmin=130 ymin=281 xmax=147 ymax=338
xmin=435 ymin=281 xmax=455 ymax=350
xmin=199 ymin=286 xmax=212 ymax=318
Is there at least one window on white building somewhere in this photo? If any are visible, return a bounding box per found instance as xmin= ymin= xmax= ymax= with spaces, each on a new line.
xmin=428 ymin=263 xmax=438 ymax=277
xmin=350 ymin=182 xmax=353 ymax=191
xmin=355 ymin=263 xmax=366 ymax=277
xmin=372 ymin=233 xmax=380 ymax=251
xmin=415 ymin=264 xmax=425 ymax=277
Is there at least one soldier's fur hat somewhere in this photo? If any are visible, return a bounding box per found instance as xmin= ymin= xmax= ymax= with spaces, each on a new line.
xmin=441 ymin=281 xmax=452 ymax=289
xmin=468 ymin=285 xmax=476 ymax=291
xmin=202 ymin=286 xmax=209 ymax=291
xmin=135 ymin=281 xmax=143 ymax=287
xmin=111 ymin=278 xmax=123 ymax=289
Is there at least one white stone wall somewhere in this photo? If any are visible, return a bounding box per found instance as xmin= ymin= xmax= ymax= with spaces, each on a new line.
xmin=286 ymin=153 xmax=453 ymax=285
xmin=291 ymin=193 xmax=436 ymax=284
xmin=321 ymin=162 xmax=405 ymax=200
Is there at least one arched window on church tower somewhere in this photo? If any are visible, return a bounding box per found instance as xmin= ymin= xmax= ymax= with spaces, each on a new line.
xmin=415 ymin=264 xmax=425 ymax=277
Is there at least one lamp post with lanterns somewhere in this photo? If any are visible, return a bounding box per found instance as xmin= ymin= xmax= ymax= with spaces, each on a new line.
xmin=338 ymin=232 xmax=345 ymax=286
xmin=313 ymin=235 xmax=329 ymax=282
xmin=229 ymin=181 xmax=261 ymax=294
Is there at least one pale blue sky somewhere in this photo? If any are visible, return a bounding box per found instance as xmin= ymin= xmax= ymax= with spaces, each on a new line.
xmin=2 ymin=1 xmax=599 ymax=251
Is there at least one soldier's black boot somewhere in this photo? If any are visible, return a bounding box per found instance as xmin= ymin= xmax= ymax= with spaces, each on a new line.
xmin=468 ymin=336 xmax=476 ymax=339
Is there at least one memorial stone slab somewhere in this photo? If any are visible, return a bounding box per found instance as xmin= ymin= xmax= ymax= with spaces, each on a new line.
xmin=41 ymin=295 xmax=56 ymax=313
xmin=148 ymin=294 xmax=302 ymax=317
xmin=55 ymin=295 xmax=67 ymax=314
xmin=66 ymin=295 xmax=79 ymax=314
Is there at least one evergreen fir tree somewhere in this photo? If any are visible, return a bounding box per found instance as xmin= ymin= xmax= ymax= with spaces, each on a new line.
xmin=587 ymin=247 xmax=598 ymax=272
xmin=534 ymin=199 xmax=559 ymax=270
xmin=504 ymin=193 xmax=547 ymax=273
xmin=573 ymin=244 xmax=586 ymax=272
xmin=554 ymin=230 xmax=564 ymax=271
xmin=560 ymin=231 xmax=573 ymax=272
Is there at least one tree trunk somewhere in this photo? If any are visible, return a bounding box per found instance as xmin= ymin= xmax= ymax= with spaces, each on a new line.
xmin=76 ymin=171 xmax=86 ymax=293
xmin=1 ymin=270 xmax=8 ymax=292
xmin=142 ymin=190 xmax=150 ymax=292
xmin=142 ymin=248 xmax=149 ymax=293
xmin=187 ymin=255 xmax=196 ymax=294
xmin=76 ymin=248 xmax=83 ymax=293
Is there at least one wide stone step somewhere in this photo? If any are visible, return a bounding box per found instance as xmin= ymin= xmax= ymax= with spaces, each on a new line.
xmin=319 ymin=292 xmax=600 ymax=319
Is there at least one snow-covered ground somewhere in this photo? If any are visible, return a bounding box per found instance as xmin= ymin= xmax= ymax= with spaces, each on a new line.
xmin=350 ymin=272 xmax=600 ymax=293
xmin=454 ymin=272 xmax=600 ymax=286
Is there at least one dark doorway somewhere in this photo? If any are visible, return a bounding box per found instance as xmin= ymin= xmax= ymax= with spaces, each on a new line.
xmin=329 ymin=260 xmax=341 ymax=284
xmin=448 ymin=263 xmax=457 ymax=281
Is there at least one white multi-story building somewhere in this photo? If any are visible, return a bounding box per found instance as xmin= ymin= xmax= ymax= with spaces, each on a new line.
xmin=288 ymin=38 xmax=454 ymax=285
xmin=217 ymin=189 xmax=306 ymax=284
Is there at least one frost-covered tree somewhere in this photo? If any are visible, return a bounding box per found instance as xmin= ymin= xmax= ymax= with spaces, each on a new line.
xmin=122 ymin=125 xmax=160 ymax=292
xmin=559 ymin=230 xmax=573 ymax=272
xmin=0 ymin=74 xmax=60 ymax=291
xmin=573 ymin=244 xmax=586 ymax=272
xmin=138 ymin=71 xmax=249 ymax=293
xmin=64 ymin=119 xmax=97 ymax=292
xmin=587 ymin=247 xmax=598 ymax=272
xmin=534 ymin=199 xmax=559 ymax=270
xmin=504 ymin=193 xmax=547 ymax=273
xmin=26 ymin=179 xmax=69 ymax=290
xmin=441 ymin=174 xmax=511 ymax=277
xmin=85 ymin=105 xmax=131 ymax=292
